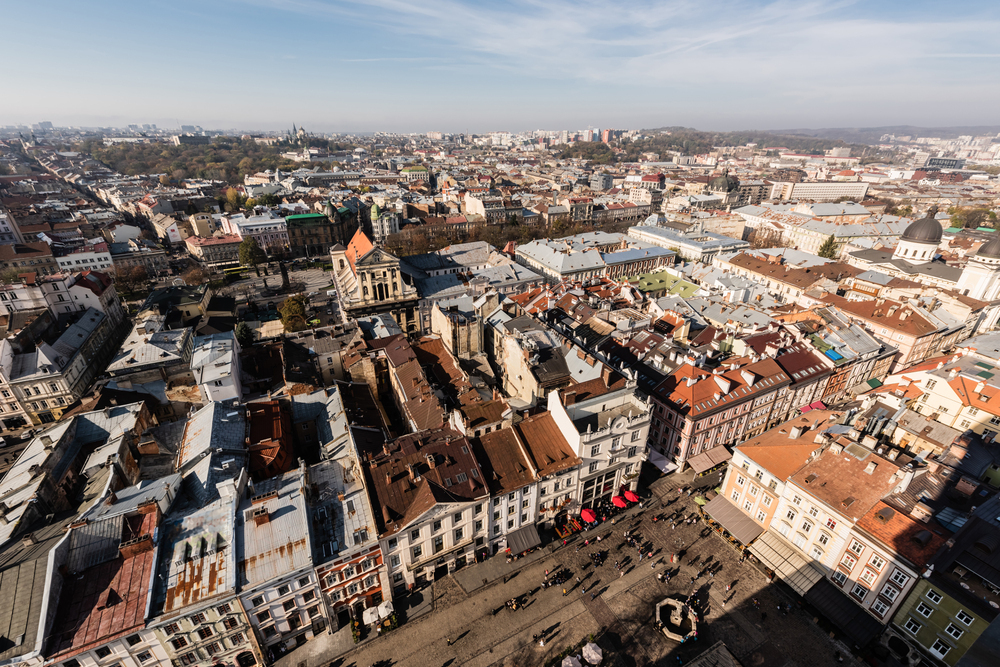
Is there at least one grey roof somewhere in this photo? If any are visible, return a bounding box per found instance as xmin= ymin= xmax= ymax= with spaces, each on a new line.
xmin=901 ymin=209 xmax=944 ymax=244
xmin=176 ymin=402 xmax=247 ymax=505
xmin=307 ymin=454 xmax=377 ymax=564
xmin=8 ymin=308 xmax=105 ymax=381
xmin=960 ymin=331 xmax=1000 ymax=363
xmin=629 ymin=225 xmax=747 ymax=254
xmin=191 ymin=331 xmax=237 ymax=385
xmin=108 ymin=316 xmax=191 ymax=373
xmin=0 ymin=465 xmax=109 ymax=662
xmin=235 ymin=466 xmax=313 ymax=590
xmin=848 ymin=248 xmax=963 ymax=282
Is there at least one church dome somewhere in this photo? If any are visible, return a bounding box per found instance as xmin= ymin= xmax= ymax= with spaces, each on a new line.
xmin=708 ymin=172 xmax=739 ymax=193
xmin=977 ymin=234 xmax=1000 ymax=259
xmin=900 ymin=206 xmax=943 ymax=244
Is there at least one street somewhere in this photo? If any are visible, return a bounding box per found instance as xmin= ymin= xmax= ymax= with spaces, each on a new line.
xmin=277 ymin=471 xmax=863 ymax=667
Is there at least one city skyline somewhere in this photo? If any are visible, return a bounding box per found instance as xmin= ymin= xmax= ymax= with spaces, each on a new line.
xmin=3 ymin=0 xmax=1000 ymax=133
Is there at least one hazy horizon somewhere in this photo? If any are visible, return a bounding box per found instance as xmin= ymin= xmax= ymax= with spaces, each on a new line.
xmin=4 ymin=0 xmax=999 ymax=134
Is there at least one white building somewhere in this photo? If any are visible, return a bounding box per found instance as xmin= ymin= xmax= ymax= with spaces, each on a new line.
xmin=54 ymin=240 xmax=114 ymax=272
xmin=190 ymin=332 xmax=243 ymax=403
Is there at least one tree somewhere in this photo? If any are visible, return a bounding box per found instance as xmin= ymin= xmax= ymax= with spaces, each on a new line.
xmin=278 ymin=296 xmax=308 ymax=332
xmin=224 ymin=188 xmax=247 ymax=212
xmin=817 ymin=234 xmax=839 ymax=259
xmin=112 ymin=265 xmax=148 ymax=294
xmin=257 ymin=193 xmax=281 ymax=206
xmin=234 ymin=321 xmax=254 ymax=348
xmin=949 ymin=206 xmax=997 ymax=230
xmin=0 ymin=268 xmax=21 ymax=284
xmin=238 ymin=237 xmax=267 ymax=276
xmin=158 ymin=174 xmax=171 ymax=186
xmin=182 ymin=265 xmax=208 ymax=285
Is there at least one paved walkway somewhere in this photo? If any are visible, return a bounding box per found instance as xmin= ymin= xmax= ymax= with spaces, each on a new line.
xmin=282 ymin=470 xmax=867 ymax=667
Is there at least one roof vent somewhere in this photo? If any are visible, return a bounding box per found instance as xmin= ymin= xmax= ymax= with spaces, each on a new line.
xmin=842 ymin=497 xmax=856 ymax=508
xmin=865 ymin=462 xmax=877 ymax=475
xmin=876 ymin=506 xmax=895 ymax=523
xmin=250 ymin=490 xmax=278 ymax=505
xmin=913 ymin=530 xmax=932 ymax=546
xmin=804 ymin=474 xmax=818 ymax=484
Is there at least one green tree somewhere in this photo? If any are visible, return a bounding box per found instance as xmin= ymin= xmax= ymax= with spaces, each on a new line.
xmin=234 ymin=321 xmax=254 ymax=348
xmin=949 ymin=206 xmax=997 ymax=229
xmin=224 ymin=187 xmax=247 ymax=212
xmin=278 ymin=296 xmax=307 ymax=332
xmin=0 ymin=268 xmax=21 ymax=284
xmin=257 ymin=193 xmax=281 ymax=206
xmin=817 ymin=235 xmax=839 ymax=259
xmin=238 ymin=237 xmax=267 ymax=276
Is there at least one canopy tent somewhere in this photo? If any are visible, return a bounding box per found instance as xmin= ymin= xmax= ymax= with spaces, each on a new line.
xmin=748 ymin=530 xmax=824 ymax=596
xmin=687 ymin=446 xmax=732 ymax=474
xmin=612 ymin=496 xmax=627 ymax=508
xmin=581 ymin=508 xmax=597 ymax=523
xmin=624 ymin=490 xmax=639 ymax=503
xmin=506 ymin=523 xmax=541 ymax=554
xmin=702 ymin=495 xmax=763 ymax=546
xmin=561 ymin=657 xmax=583 ymax=667
xmin=648 ymin=448 xmax=678 ymax=474
xmin=583 ymin=642 xmax=603 ymax=665
xmin=805 ymin=578 xmax=884 ymax=646
xmin=377 ymin=600 xmax=394 ymax=620
xmin=362 ymin=607 xmax=379 ymax=625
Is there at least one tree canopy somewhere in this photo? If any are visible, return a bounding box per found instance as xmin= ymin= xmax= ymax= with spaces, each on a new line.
xmin=817 ymin=235 xmax=839 ymax=259
xmin=278 ymin=296 xmax=308 ymax=332
xmin=949 ymin=206 xmax=998 ymax=229
xmin=234 ymin=322 xmax=254 ymax=348
xmin=238 ymin=238 xmax=267 ymax=276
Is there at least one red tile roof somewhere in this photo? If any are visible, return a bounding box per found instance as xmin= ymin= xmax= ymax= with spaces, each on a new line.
xmin=855 ymin=501 xmax=949 ymax=567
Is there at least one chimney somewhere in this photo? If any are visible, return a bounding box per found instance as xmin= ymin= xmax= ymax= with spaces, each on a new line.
xmin=105 ymin=491 xmax=118 ymax=506
xmin=251 ymin=507 xmax=270 ymax=526
xmin=41 ymin=435 xmax=53 ymax=450
xmin=21 ymin=533 xmax=37 ymax=547
xmin=407 ymin=464 xmax=417 ymax=481
xmin=385 ymin=470 xmax=392 ymax=485
xmin=426 ymin=453 xmax=436 ymax=469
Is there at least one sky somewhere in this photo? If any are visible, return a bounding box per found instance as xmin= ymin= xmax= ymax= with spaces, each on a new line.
xmin=3 ymin=0 xmax=1000 ymax=134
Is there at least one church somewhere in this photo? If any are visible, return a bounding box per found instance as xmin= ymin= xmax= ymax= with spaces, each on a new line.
xmin=330 ymin=230 xmax=421 ymax=332
xmin=845 ymin=206 xmax=1000 ymax=301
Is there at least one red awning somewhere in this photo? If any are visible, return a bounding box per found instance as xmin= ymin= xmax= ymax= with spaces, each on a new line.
xmin=612 ymin=496 xmax=627 ymax=508
xmin=810 ymin=401 xmax=826 ymax=410
xmin=581 ymin=508 xmax=597 ymax=523
xmin=624 ymin=490 xmax=639 ymax=503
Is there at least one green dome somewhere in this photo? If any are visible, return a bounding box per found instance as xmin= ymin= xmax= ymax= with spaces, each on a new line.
xmin=371 ymin=203 xmax=381 ymax=220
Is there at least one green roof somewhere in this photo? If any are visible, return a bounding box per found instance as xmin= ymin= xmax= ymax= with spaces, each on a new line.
xmin=977 ymin=227 xmax=997 ymax=232
xmin=401 ymin=165 xmax=428 ymax=172
xmin=944 ymin=227 xmax=963 ymax=233
xmin=627 ymin=271 xmax=699 ymax=298
xmin=285 ymin=213 xmax=329 ymax=227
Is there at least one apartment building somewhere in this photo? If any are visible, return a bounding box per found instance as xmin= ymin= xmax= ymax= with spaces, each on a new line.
xmin=648 ymin=357 xmax=792 ymax=470
xmin=54 ymin=240 xmax=114 ymax=272
xmin=185 ymin=234 xmax=243 ymax=267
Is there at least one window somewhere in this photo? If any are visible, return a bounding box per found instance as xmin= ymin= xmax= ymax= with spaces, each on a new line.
xmin=930 ymin=639 xmax=951 ymax=659
xmin=811 ymin=545 xmax=824 ymax=560
xmin=180 ymin=654 xmax=197 ymax=666
xmin=190 ymin=612 xmax=206 ymax=625
xmin=793 ymin=533 xmax=807 ymax=549
xmin=262 ymin=625 xmax=277 ymax=638
xmin=282 ymin=599 xmax=295 ymax=611
xmin=507 ymin=505 xmax=515 ymax=516
xmin=818 ymin=532 xmax=830 ymax=546
xmin=307 ymin=605 xmax=321 ymax=618
xmin=590 ymin=444 xmax=601 ymax=457
xmin=454 ymin=528 xmax=463 ymax=542
xmin=744 ymin=500 xmax=753 ymax=512
xmin=217 ymin=603 xmax=231 ymax=615
xmin=869 ymin=554 xmax=886 ymax=571
xmin=277 ymin=584 xmax=290 ymax=596
xmin=991 ymin=415 xmax=1000 ymax=426
xmin=433 ymin=520 xmax=442 ymax=532
xmin=916 ymin=602 xmax=933 ymax=618
xmin=945 ymin=623 xmax=964 ymax=640
xmin=849 ymin=539 xmax=864 ymax=555
xmin=757 ymin=510 xmax=767 ymax=522
xmin=589 ymin=462 xmax=600 ymax=474
xmin=841 ymin=553 xmax=857 ymax=570
xmin=95 ymin=647 xmax=113 ymax=659
xmin=229 ymin=632 xmax=246 ymax=646
xmin=412 ymin=545 xmax=422 ymax=560
xmin=298 ymin=576 xmax=310 ymax=587
xmin=475 ymin=519 xmax=483 ymax=533
xmin=223 ymin=617 xmax=239 ymax=630
xmin=880 ymin=584 xmax=899 ymax=602
xmin=136 ymin=652 xmax=152 ymax=663
xmin=736 ymin=475 xmax=746 ymax=486
xmin=410 ymin=529 xmax=420 ymax=541
xmin=793 ymin=495 xmax=802 ymax=506
xmin=926 ymin=589 xmax=943 ymax=604
xmin=197 ymin=627 xmax=214 ymax=640
xmin=957 ymin=609 xmax=975 ymax=626
xmin=786 ymin=509 xmax=797 ymax=521
xmin=433 ymin=536 xmax=443 ymax=553
xmin=763 ymin=495 xmax=773 ymax=507
xmin=165 ymin=623 xmax=180 ymax=635
xmin=831 ymin=570 xmax=847 ymax=586
xmin=171 ymin=638 xmax=188 ymax=650
xmin=889 ymin=570 xmax=909 ymax=587
xmin=860 ymin=568 xmax=878 ymax=585
xmin=731 ymin=490 xmax=740 ymax=502
xmin=126 ymin=635 xmax=142 ymax=647
xmin=204 ymin=642 xmax=221 ymax=656
xmin=826 ymin=518 xmax=837 ymax=530
xmin=904 ymin=617 xmax=922 ymax=634
xmin=808 ymin=506 xmax=818 ymax=517
xmin=749 ymin=485 xmax=758 ymax=497
xmin=778 ymin=521 xmax=791 ymax=537
xmin=801 ymin=520 xmax=812 ymax=533
xmin=871 ymin=598 xmax=890 ymax=616
xmin=850 ymin=582 xmax=868 ymax=601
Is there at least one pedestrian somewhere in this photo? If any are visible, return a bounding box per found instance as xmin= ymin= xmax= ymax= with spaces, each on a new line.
xmin=563 ymin=588 xmax=567 ymax=596
xmin=726 ymin=583 xmax=731 ymax=592
xmin=581 ymin=585 xmax=587 ymax=594
xmin=620 ymin=570 xmax=624 ymax=578
xmin=576 ymin=576 xmax=581 ymax=584
xmin=545 ymin=569 xmax=549 ymax=577
xmin=446 ymin=638 xmax=453 ymax=646
xmin=591 ymin=592 xmax=596 ymax=600
xmin=539 ymin=638 xmax=545 ymax=647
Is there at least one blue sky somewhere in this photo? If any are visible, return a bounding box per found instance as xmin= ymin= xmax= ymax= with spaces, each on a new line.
xmin=3 ymin=0 xmax=999 ymax=133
